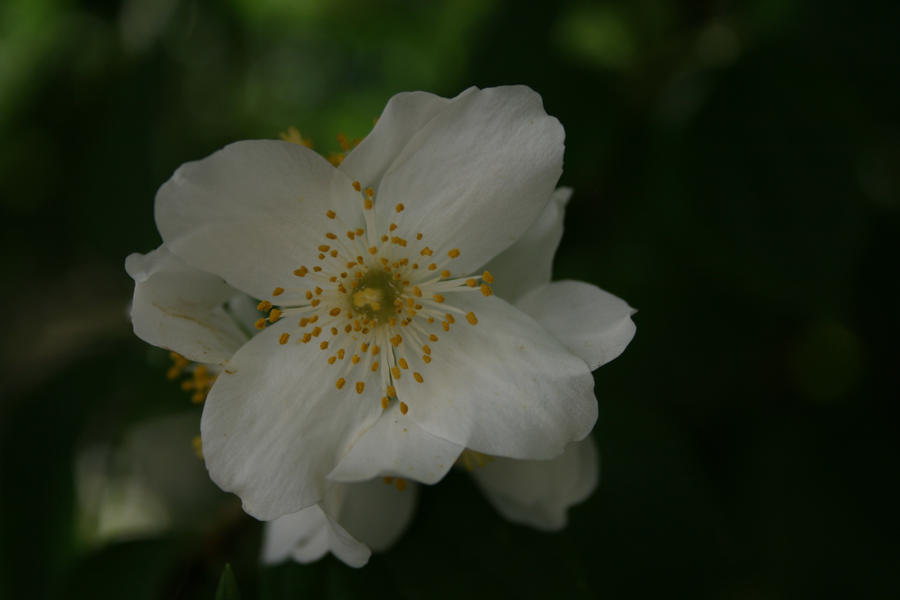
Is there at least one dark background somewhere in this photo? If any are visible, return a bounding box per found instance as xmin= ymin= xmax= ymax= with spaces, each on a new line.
xmin=1 ymin=0 xmax=898 ymax=598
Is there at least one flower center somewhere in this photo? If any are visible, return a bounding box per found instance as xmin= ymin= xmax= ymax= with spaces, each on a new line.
xmin=351 ymin=270 xmax=400 ymax=322
xmin=254 ymin=179 xmax=496 ymax=416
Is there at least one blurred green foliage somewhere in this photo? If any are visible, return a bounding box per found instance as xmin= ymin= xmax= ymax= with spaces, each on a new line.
xmin=1 ymin=0 xmax=898 ymax=598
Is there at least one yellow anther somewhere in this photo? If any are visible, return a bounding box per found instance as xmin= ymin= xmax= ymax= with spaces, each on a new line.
xmin=428 ymin=263 xmax=437 ymax=270
xmin=381 ymin=235 xmax=389 ymax=243
xmin=416 ymin=233 xmax=423 ymax=240
xmin=466 ymin=278 xmax=477 ymax=287
xmin=320 ymin=341 xmax=329 ymax=350
xmin=433 ymin=294 xmax=445 ymax=303
xmin=445 ymin=313 xmax=455 ymax=324
xmin=268 ymin=309 xmax=282 ymax=322
xmin=395 ymin=203 xmax=405 ymax=213
xmin=272 ymin=287 xmax=284 ymax=296
xmin=326 ymin=210 xmax=336 ymax=219
xmin=371 ymin=361 xmax=379 ymax=372
xmin=387 ymin=385 xmax=397 ymax=398
xmin=413 ymin=372 xmax=424 ymax=383
xmin=336 ymin=378 xmax=346 ymax=390
xmin=325 ymin=232 xmax=337 ymax=240
xmin=301 ymin=333 xmax=312 ymax=343
xmin=299 ymin=317 xmax=310 ymax=327
xmin=351 ymin=354 xmax=361 ymax=364
xmin=361 ymin=342 xmax=369 ymax=352
xmin=390 ymin=334 xmax=403 ymax=347
xmin=368 ymin=246 xmax=377 ymax=255
xmin=310 ymin=315 xmax=318 ymax=323
xmin=294 ymin=266 xmax=308 ymax=277
xmin=381 ymin=396 xmax=390 ymax=409
xmin=311 ymin=326 xmax=322 ymax=337
xmin=337 ymin=349 xmax=345 ymax=359
xmin=442 ymin=321 xmax=450 ymax=332
xmin=371 ymin=344 xmax=380 ymax=354
xmin=329 ymin=307 xmax=342 ymax=316
xmin=330 ymin=250 xmax=338 ymax=257
xmin=429 ymin=334 xmax=439 ymax=342
xmin=355 ymin=381 xmax=365 ymax=394
xmin=313 ymin=266 xmax=322 ymax=272
xmin=279 ymin=333 xmax=290 ymax=345
xmin=328 ymin=153 xmax=344 ymax=166
xmin=364 ymin=198 xmax=374 ymax=210
xmin=364 ymin=187 xmax=374 ymax=198
xmin=257 ymin=300 xmax=272 ymax=311
xmin=398 ymin=358 xmax=409 ymax=370
xmin=347 ymin=231 xmax=355 ymax=240
xmin=448 ymin=248 xmax=460 ymax=258
xmin=466 ymin=311 xmax=478 ymax=325
xmin=481 ymin=270 xmax=494 ymax=283
xmin=422 ymin=344 xmax=431 ymax=355
xmin=440 ymin=270 xmax=451 ymax=278
xmin=391 ymin=367 xmax=401 ymax=379
xmin=318 ymin=244 xmax=330 ymax=252
xmin=481 ymin=283 xmax=493 ymax=296
xmin=355 ymin=228 xmax=364 ymax=236
xmin=331 ymin=327 xmax=338 ymax=335
xmin=399 ymin=402 xmax=408 ymax=415
xmin=422 ymin=355 xmax=432 ymax=364
xmin=328 ymin=356 xmax=336 ymax=364
xmin=420 ymin=247 xmax=433 ymax=256
xmin=389 ymin=223 xmax=398 ymax=232
xmin=352 ymin=181 xmax=361 ymax=192
xmin=305 ymin=290 xmax=313 ymax=300
xmin=310 ymin=298 xmax=321 ymax=307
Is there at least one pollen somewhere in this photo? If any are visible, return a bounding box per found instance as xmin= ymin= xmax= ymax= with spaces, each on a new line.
xmin=448 ymin=248 xmax=460 ymax=258
xmin=326 ymin=210 xmax=336 ymax=219
xmin=387 ymin=385 xmax=397 ymax=398
xmin=440 ymin=269 xmax=451 ymax=278
xmin=413 ymin=372 xmax=424 ymax=383
xmin=481 ymin=283 xmax=493 ymax=296
xmin=294 ymin=266 xmax=308 ymax=277
xmin=399 ymin=402 xmax=408 ymax=415
xmin=254 ymin=318 xmax=267 ymax=330
xmin=352 ymin=181 xmax=361 ymax=192
xmin=257 ymin=300 xmax=272 ymax=311
xmin=433 ymin=294 xmax=445 ymax=303
xmin=355 ymin=381 xmax=365 ymax=394
xmin=336 ymin=378 xmax=346 ymax=390
xmin=381 ymin=396 xmax=390 ymax=409
xmin=320 ymin=341 xmax=329 ymax=350
xmin=390 ymin=334 xmax=403 ymax=346
xmin=466 ymin=311 xmax=478 ymax=325
xmin=398 ymin=357 xmax=409 ymax=369
xmin=272 ymin=287 xmax=284 ymax=296
xmin=482 ymin=270 xmax=494 ymax=283
xmin=279 ymin=333 xmax=290 ymax=345
xmin=395 ymin=203 xmax=405 ymax=212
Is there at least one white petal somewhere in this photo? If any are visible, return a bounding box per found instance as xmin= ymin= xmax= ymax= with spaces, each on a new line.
xmin=261 ymin=506 xmax=330 ymax=565
xmin=324 ymin=478 xmax=418 ymax=552
xmin=515 ymin=281 xmax=636 ymax=370
xmin=470 ymin=436 xmax=598 ymax=531
xmin=339 ymin=89 xmax=471 ymax=187
xmin=374 ymin=86 xmax=565 ymax=275
xmin=327 ymin=402 xmax=463 ymax=484
xmin=395 ymin=294 xmax=597 ymax=460
xmin=155 ymin=140 xmax=361 ymax=304
xmin=261 ymin=479 xmax=417 ymax=568
xmin=200 ymin=320 xmax=384 ymax=520
xmin=125 ymin=245 xmax=248 ymax=364
xmin=484 ymin=187 xmax=571 ymax=303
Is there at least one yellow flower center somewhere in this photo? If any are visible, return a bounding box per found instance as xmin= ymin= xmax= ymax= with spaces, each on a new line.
xmin=256 ymin=179 xmax=495 ymax=416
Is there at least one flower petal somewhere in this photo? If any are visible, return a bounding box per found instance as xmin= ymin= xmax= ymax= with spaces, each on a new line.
xmin=339 ymin=89 xmax=472 ymax=188
xmin=261 ymin=479 xmax=417 ymax=568
xmin=470 ymin=436 xmax=598 ymax=531
xmin=484 ymin=187 xmax=571 ymax=303
xmin=515 ymin=280 xmax=636 ymax=370
xmin=327 ymin=402 xmax=463 ymax=484
xmin=200 ymin=320 xmax=384 ymax=520
xmin=125 ymin=245 xmax=248 ymax=364
xmin=261 ymin=505 xmax=331 ymax=565
xmin=374 ymin=86 xmax=565 ymax=275
xmin=395 ymin=294 xmax=597 ymax=460
xmin=155 ymin=140 xmax=361 ymax=305
xmin=324 ymin=478 xmax=418 ymax=552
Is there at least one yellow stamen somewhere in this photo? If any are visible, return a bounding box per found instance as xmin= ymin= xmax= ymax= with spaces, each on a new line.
xmin=279 ymin=333 xmax=290 ymax=345
xmin=336 ymin=378 xmax=346 ymax=390
xmin=466 ymin=312 xmax=478 ymax=325
xmin=399 ymin=402 xmax=408 ymax=415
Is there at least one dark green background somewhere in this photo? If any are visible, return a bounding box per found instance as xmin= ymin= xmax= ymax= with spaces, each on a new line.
xmin=1 ymin=0 xmax=898 ymax=598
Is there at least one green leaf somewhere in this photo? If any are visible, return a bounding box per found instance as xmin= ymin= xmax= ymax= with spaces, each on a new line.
xmin=215 ymin=564 xmax=240 ymax=600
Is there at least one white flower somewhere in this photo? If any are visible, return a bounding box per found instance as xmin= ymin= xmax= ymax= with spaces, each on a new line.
xmin=127 ymin=85 xmax=635 ymax=524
